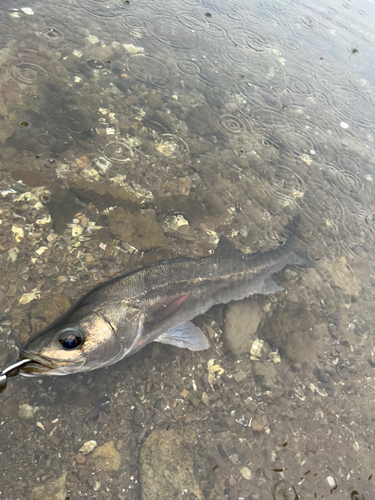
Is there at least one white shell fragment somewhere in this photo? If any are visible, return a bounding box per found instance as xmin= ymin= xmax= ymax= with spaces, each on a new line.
xmin=21 ymin=7 xmax=34 ymax=15
xmin=250 ymin=338 xmax=264 ymax=358
xmin=327 ymin=476 xmax=336 ymax=488
xmin=79 ymin=440 xmax=98 ymax=455
xmin=19 ymin=289 xmax=41 ymax=305
xmin=340 ymin=121 xmax=349 ymax=129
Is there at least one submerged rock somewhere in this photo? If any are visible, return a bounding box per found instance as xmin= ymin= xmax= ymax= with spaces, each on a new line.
xmin=224 ymin=298 xmax=264 ymax=355
xmin=262 ymin=302 xmax=325 ymax=365
xmin=140 ymin=429 xmax=203 ymax=500
xmin=30 ymin=293 xmax=71 ymax=334
xmin=108 ymin=207 xmax=167 ymax=250
xmin=87 ymin=441 xmax=121 ymax=471
xmin=31 ymin=473 xmax=67 ymax=500
xmin=252 ymin=361 xmax=277 ymax=389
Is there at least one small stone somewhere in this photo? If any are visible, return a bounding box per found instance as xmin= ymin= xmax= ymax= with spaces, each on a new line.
xmin=251 ymin=414 xmax=268 ymax=432
xmin=181 ymin=388 xmax=200 ymax=408
xmin=76 ymin=454 xmax=86 ymax=464
xmin=31 ymin=472 xmax=67 ymax=500
xmin=79 ymin=440 xmax=98 ymax=455
xmin=93 ymin=481 xmax=101 ymax=491
xmin=140 ymin=429 xmax=203 ymax=500
xmin=78 ymin=469 xmax=91 ymax=483
xmin=233 ymin=370 xmax=247 ymax=383
xmin=2 ymin=397 xmax=19 ymax=417
xmin=252 ymin=361 xmax=277 ymax=388
xmin=18 ymin=404 xmax=36 ymax=420
xmin=87 ymin=441 xmax=121 ymax=471
xmin=340 ymin=121 xmax=349 ymax=129
xmin=201 ymin=392 xmax=210 ymax=407
xmin=117 ymin=440 xmax=124 ymax=451
xmin=306 ymin=441 xmax=318 ymax=454
xmin=240 ymin=466 xmax=252 ymax=480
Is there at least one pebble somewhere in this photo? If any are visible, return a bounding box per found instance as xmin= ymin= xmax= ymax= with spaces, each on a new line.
xmin=2 ymin=397 xmax=19 ymax=417
xmin=76 ymin=453 xmax=86 ymax=464
xmin=233 ymin=370 xmax=247 ymax=383
xmin=340 ymin=121 xmax=349 ymax=129
xmin=201 ymin=392 xmax=211 ymax=407
xmin=18 ymin=404 xmax=36 ymax=420
xmin=181 ymin=388 xmax=200 ymax=408
xmin=306 ymin=441 xmax=318 ymax=454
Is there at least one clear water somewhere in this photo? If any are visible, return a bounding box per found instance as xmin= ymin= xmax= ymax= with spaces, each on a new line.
xmin=0 ymin=0 xmax=375 ymax=498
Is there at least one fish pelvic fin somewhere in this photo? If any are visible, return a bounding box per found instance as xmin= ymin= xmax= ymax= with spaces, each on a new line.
xmin=155 ymin=322 xmax=209 ymax=351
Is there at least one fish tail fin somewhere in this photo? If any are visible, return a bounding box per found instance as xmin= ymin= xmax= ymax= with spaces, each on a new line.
xmin=282 ymin=214 xmax=315 ymax=267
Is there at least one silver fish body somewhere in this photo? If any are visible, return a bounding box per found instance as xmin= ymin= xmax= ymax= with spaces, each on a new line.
xmin=19 ymin=230 xmax=312 ymax=376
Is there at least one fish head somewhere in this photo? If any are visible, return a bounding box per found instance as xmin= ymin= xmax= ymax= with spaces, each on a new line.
xmin=18 ymin=309 xmax=130 ymax=376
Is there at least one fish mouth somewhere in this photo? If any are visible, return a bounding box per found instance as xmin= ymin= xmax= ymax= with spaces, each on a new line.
xmin=19 ymin=351 xmax=83 ymax=376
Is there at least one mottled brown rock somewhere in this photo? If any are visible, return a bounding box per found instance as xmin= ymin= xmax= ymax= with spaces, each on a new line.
xmin=262 ymin=302 xmax=324 ymax=365
xmin=31 ymin=472 xmax=67 ymax=500
xmin=140 ymin=429 xmax=203 ymax=500
xmin=31 ymin=293 xmax=71 ymax=334
xmin=108 ymin=207 xmax=167 ymax=250
xmin=224 ymin=298 xmax=264 ymax=355
xmin=86 ymin=441 xmax=121 ymax=471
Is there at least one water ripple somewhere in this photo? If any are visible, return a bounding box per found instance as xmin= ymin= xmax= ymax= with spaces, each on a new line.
xmin=11 ymin=62 xmax=47 ymax=85
xmin=75 ymin=0 xmax=129 ymax=19
xmin=127 ymin=54 xmax=170 ymax=87
xmin=217 ymin=114 xmax=248 ymax=135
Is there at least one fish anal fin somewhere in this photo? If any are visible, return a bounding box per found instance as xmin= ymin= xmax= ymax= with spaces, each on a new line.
xmin=155 ymin=322 xmax=209 ymax=351
xmin=262 ymin=278 xmax=284 ymax=294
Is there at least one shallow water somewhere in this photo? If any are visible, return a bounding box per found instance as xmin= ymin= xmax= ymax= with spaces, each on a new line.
xmin=0 ymin=0 xmax=375 ymax=498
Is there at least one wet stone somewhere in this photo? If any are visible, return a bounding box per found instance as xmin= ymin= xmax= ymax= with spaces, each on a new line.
xmin=18 ymin=403 xmax=37 ymax=420
xmin=252 ymin=361 xmax=277 ymax=389
xmin=306 ymin=441 xmax=318 ymax=454
xmin=31 ymin=472 xmax=67 ymax=500
xmin=30 ymin=293 xmax=71 ymax=335
xmin=75 ymin=453 xmax=86 ymax=464
xmin=233 ymin=369 xmax=247 ymax=383
xmin=108 ymin=207 xmax=167 ymax=250
xmin=224 ymin=298 xmax=264 ymax=355
xmin=86 ymin=441 xmax=121 ymax=471
xmin=140 ymin=429 xmax=203 ymax=500
xmin=2 ymin=397 xmax=19 ymax=417
xmin=262 ymin=302 xmax=324 ymax=365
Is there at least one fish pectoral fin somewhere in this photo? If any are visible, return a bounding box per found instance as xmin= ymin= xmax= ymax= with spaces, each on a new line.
xmin=262 ymin=278 xmax=284 ymax=294
xmin=155 ymin=322 xmax=209 ymax=351
xmin=146 ymin=294 xmax=189 ymax=332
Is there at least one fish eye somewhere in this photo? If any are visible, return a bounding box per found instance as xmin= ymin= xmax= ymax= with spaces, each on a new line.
xmin=58 ymin=328 xmax=83 ymax=350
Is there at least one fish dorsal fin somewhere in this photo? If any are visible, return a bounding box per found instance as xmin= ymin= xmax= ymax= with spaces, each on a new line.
xmin=214 ymin=236 xmax=244 ymax=258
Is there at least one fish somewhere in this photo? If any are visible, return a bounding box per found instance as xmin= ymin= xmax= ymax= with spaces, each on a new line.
xmin=18 ymin=219 xmax=313 ymax=377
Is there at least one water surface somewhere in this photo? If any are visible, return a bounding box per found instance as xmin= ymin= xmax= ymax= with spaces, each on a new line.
xmin=0 ymin=0 xmax=375 ymax=498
